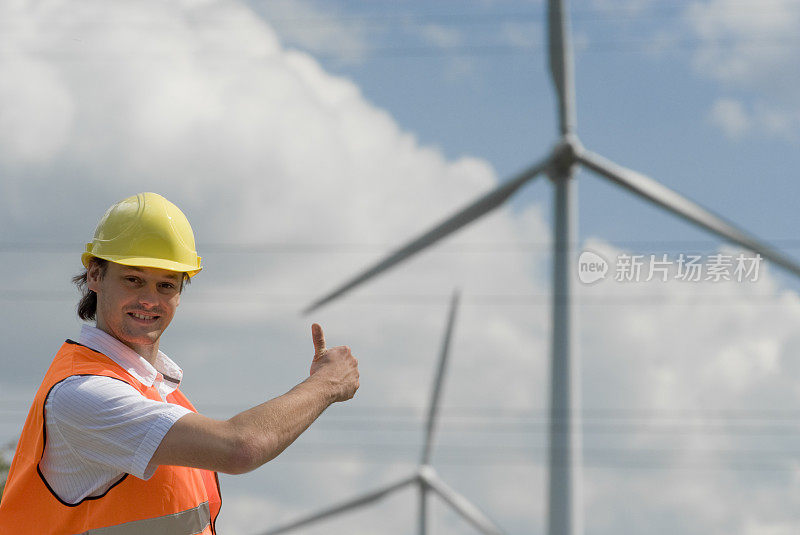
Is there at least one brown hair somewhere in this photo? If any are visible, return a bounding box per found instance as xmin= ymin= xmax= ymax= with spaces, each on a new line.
xmin=72 ymin=258 xmax=189 ymax=321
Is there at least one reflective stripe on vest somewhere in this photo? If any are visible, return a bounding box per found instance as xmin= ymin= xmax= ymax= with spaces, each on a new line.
xmin=79 ymin=502 xmax=210 ymax=535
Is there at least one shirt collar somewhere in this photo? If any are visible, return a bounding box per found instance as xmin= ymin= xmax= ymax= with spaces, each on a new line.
xmin=78 ymin=324 xmax=183 ymax=391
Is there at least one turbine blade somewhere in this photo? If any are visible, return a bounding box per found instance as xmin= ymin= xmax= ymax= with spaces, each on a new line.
xmin=578 ymin=149 xmax=800 ymax=279
xmin=421 ymin=289 xmax=461 ymax=466
xmin=257 ymin=475 xmax=418 ymax=535
xmin=548 ymin=0 xmax=576 ymax=135
xmin=421 ymin=468 xmax=505 ymax=535
xmin=303 ymin=156 xmax=551 ymax=313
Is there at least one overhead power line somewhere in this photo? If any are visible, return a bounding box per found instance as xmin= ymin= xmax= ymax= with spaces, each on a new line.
xmin=305 ymin=38 xmax=800 ymax=60
xmin=270 ymin=445 xmax=800 ymax=471
xmin=3 ymin=2 xmax=796 ymax=27
xmin=4 ymin=404 xmax=800 ymax=426
xmin=271 ymin=455 xmax=797 ymax=471
xmin=3 ymin=237 xmax=800 ymax=253
xmin=0 ymin=291 xmax=793 ymax=306
xmin=17 ymin=37 xmax=800 ymax=63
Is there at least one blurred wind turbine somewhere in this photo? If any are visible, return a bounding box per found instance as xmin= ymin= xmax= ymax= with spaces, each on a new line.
xmin=263 ymin=290 xmax=505 ymax=535
xmin=303 ymin=0 xmax=800 ymax=534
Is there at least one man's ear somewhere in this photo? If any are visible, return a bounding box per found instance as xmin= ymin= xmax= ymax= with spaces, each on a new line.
xmin=86 ymin=264 xmax=102 ymax=293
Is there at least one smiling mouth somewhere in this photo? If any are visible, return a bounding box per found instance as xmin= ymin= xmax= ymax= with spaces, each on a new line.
xmin=128 ymin=312 xmax=160 ymax=322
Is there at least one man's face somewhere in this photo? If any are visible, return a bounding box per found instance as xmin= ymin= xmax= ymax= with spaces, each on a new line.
xmin=88 ymin=262 xmax=183 ymax=358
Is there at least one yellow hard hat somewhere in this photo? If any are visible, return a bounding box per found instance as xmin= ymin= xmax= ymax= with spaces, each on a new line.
xmin=82 ymin=192 xmax=202 ymax=277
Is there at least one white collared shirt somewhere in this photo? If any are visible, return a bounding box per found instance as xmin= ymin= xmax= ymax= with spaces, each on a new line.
xmin=39 ymin=325 xmax=193 ymax=505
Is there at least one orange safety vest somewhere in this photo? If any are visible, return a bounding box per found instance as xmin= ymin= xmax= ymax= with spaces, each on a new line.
xmin=0 ymin=340 xmax=222 ymax=534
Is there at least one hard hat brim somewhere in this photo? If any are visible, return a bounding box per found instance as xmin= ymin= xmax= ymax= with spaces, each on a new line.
xmin=81 ymin=252 xmax=202 ymax=277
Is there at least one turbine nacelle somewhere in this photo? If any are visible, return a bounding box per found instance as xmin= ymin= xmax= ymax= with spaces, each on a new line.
xmin=548 ymin=134 xmax=583 ymax=181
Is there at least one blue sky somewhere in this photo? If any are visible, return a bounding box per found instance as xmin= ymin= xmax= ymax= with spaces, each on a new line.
xmin=2 ymin=1 xmax=800 ymax=534
xmin=255 ymin=0 xmax=800 ymax=290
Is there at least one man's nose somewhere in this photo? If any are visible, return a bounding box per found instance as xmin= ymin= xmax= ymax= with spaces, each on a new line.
xmin=136 ymin=285 xmax=160 ymax=307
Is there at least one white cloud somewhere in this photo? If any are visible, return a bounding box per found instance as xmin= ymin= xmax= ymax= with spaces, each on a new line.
xmin=415 ymin=23 xmax=474 ymax=80
xmin=418 ymin=24 xmax=463 ymax=49
xmin=708 ymin=98 xmax=751 ymax=139
xmin=577 ymin=239 xmax=800 ymax=533
xmin=742 ymin=519 xmax=797 ymax=535
xmin=687 ymin=0 xmax=800 ymax=87
xmin=501 ymin=22 xmax=540 ymax=50
xmin=0 ymin=0 xmax=543 ymax=532
xmin=752 ymin=101 xmax=800 ymax=140
xmin=707 ymin=97 xmax=800 ymax=142
xmin=244 ymin=0 xmax=369 ymax=63
xmin=0 ymin=58 xmax=74 ymax=162
xmin=591 ymin=0 xmax=656 ymax=15
xmin=686 ymin=0 xmax=800 ymax=140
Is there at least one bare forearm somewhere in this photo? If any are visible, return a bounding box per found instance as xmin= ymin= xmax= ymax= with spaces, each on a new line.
xmin=150 ymin=325 xmax=358 ymax=475
xmin=228 ymin=375 xmax=334 ymax=472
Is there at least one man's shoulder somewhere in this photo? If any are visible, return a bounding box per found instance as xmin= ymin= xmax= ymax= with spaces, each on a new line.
xmin=47 ymin=340 xmax=135 ymax=385
xmin=46 ymin=375 xmax=143 ymax=421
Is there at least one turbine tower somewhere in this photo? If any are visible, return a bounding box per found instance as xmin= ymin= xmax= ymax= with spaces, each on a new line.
xmin=304 ymin=1 xmax=800 ymax=534
xmin=262 ymin=290 xmax=505 ymax=535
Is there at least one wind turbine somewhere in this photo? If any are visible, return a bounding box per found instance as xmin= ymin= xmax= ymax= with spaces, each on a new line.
xmin=303 ymin=1 xmax=800 ymax=534
xmin=261 ymin=290 xmax=505 ymax=535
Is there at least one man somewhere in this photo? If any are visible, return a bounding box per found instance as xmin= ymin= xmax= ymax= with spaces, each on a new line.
xmin=0 ymin=192 xmax=359 ymax=534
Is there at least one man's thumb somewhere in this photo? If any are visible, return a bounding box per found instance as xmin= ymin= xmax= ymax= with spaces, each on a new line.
xmin=311 ymin=323 xmax=327 ymax=357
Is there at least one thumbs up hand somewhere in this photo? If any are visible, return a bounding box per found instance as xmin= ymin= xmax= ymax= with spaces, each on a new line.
xmin=310 ymin=323 xmax=328 ymax=374
xmin=309 ymin=323 xmax=360 ymax=402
